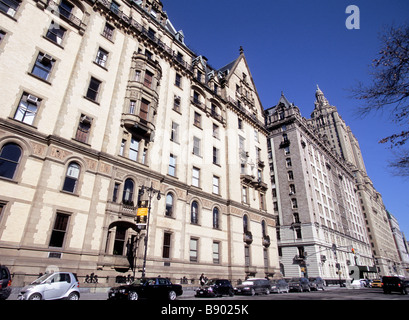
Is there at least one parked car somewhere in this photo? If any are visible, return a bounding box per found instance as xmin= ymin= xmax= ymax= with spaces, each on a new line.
xmin=382 ymin=276 xmax=409 ymax=295
xmin=370 ymin=279 xmax=382 ymax=288
xmin=270 ymin=279 xmax=289 ymax=293
xmin=18 ymin=272 xmax=80 ymax=300
xmin=288 ymin=277 xmax=310 ymax=292
xmin=234 ymin=278 xmax=271 ymax=295
xmin=195 ymin=279 xmax=234 ymax=297
xmin=0 ymin=265 xmax=12 ymax=300
xmin=108 ymin=277 xmax=183 ymax=300
xmin=309 ymin=277 xmax=325 ymax=290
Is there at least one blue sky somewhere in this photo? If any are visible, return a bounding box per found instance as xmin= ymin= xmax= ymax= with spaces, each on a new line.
xmin=163 ymin=0 xmax=409 ymax=236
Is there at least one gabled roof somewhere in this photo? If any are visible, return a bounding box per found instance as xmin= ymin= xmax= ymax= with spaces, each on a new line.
xmin=276 ymin=92 xmax=292 ymax=108
xmin=217 ymin=48 xmax=264 ymax=113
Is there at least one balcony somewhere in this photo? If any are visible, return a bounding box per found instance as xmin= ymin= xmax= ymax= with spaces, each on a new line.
xmin=121 ymin=113 xmax=155 ymax=140
xmin=243 ymin=231 xmax=253 ymax=245
xmin=279 ymin=139 xmax=290 ymax=149
xmin=262 ymin=235 xmax=271 ymax=248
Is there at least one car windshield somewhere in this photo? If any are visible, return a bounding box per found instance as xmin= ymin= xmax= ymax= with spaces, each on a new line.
xmin=241 ymin=281 xmax=254 ymax=286
xmin=206 ymin=279 xmax=218 ymax=285
xmin=31 ymin=273 xmax=53 ymax=285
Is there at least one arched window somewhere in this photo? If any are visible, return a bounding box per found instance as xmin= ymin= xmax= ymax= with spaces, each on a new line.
xmin=62 ymin=162 xmax=80 ymax=193
xmin=243 ymin=214 xmax=249 ymax=233
xmin=191 ymin=201 xmax=199 ymax=224
xmin=0 ymin=143 xmax=22 ymax=179
xmin=213 ymin=207 xmax=219 ymax=229
xmin=165 ymin=193 xmax=174 ymax=217
xmin=122 ymin=178 xmax=134 ymax=205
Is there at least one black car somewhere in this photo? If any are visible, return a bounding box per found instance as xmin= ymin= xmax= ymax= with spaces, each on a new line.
xmin=270 ymin=279 xmax=289 ymax=293
xmin=234 ymin=278 xmax=271 ymax=296
xmin=195 ymin=279 xmax=234 ymax=297
xmin=382 ymin=276 xmax=409 ymax=295
xmin=108 ymin=277 xmax=183 ymax=300
xmin=0 ymin=265 xmax=12 ymax=300
xmin=308 ymin=277 xmax=325 ymax=291
xmin=288 ymin=277 xmax=311 ymax=292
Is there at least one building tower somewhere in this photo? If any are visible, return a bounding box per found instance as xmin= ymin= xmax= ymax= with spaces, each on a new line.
xmin=265 ymin=93 xmax=373 ymax=281
xmin=309 ymin=86 xmax=401 ymax=277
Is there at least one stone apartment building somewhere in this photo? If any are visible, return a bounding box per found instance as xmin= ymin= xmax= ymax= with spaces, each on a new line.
xmin=308 ymin=86 xmax=401 ymax=277
xmin=0 ymin=0 xmax=280 ymax=286
xmin=266 ymin=92 xmax=375 ymax=281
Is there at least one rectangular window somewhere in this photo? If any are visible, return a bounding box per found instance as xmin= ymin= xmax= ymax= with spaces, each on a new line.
xmin=213 ymin=176 xmax=220 ymax=194
xmin=0 ymin=202 xmax=5 ymax=221
xmin=0 ymin=0 xmax=20 ymax=17
xmin=86 ymin=77 xmax=101 ymax=101
xmin=129 ymin=100 xmax=136 ymax=114
xmin=193 ymin=112 xmax=201 ymax=127
xmin=244 ymin=245 xmax=250 ymax=267
xmin=14 ymin=93 xmax=40 ymax=125
xmin=112 ymin=182 xmax=120 ymax=202
xmin=168 ymin=154 xmax=176 ymax=176
xmin=192 ymin=167 xmax=200 ymax=187
xmin=213 ymin=242 xmax=220 ymax=264
xmin=190 ymin=238 xmax=198 ymax=262
xmin=140 ymin=99 xmax=149 ymax=121
xmin=46 ymin=22 xmax=66 ymax=45
xmin=129 ymin=138 xmax=139 ymax=161
xmin=144 ymin=70 xmax=153 ymax=88
xmin=171 ymin=122 xmax=179 ymax=143
xmin=163 ymin=232 xmax=171 ymax=259
xmin=264 ymin=248 xmax=269 ymax=269
xmin=49 ymin=213 xmax=70 ymax=248
xmin=213 ymin=147 xmax=219 ymax=165
xmin=193 ymin=137 xmax=201 ymax=156
xmin=175 ymin=73 xmax=181 ymax=87
xmin=212 ymin=123 xmax=219 ymax=139
xmin=119 ymin=139 xmax=126 ymax=156
xmin=95 ymin=47 xmax=109 ymax=67
xmin=58 ymin=0 xmax=73 ymax=19
xmin=260 ymin=193 xmax=266 ymax=210
xmin=75 ymin=114 xmax=92 ymax=143
xmin=173 ymin=95 xmax=181 ymax=112
xmin=31 ymin=52 xmax=55 ymax=81
xmin=102 ymin=22 xmax=114 ymax=40
xmin=242 ymin=186 xmax=248 ymax=203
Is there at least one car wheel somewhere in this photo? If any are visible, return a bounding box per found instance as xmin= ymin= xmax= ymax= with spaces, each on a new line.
xmin=67 ymin=292 xmax=79 ymax=300
xmin=28 ymin=293 xmax=42 ymax=300
xmin=228 ymin=289 xmax=234 ymax=297
xmin=168 ymin=290 xmax=177 ymax=301
xmin=128 ymin=291 xmax=138 ymax=300
xmin=250 ymin=288 xmax=256 ymax=296
xmin=265 ymin=288 xmax=270 ymax=295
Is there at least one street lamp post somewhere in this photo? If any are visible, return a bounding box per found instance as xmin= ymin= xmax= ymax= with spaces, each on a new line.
xmin=139 ymin=183 xmax=161 ymax=278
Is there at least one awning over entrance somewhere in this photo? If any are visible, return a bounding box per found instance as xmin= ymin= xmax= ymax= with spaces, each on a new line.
xmin=348 ymin=265 xmax=377 ymax=279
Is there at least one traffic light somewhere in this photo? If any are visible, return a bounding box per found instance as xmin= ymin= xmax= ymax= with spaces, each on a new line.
xmin=351 ymin=248 xmax=355 ymax=254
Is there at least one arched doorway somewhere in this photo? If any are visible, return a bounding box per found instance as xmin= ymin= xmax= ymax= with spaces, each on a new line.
xmin=105 ymin=221 xmax=142 ymax=273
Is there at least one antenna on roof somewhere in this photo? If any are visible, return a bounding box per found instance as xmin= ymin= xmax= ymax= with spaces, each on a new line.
xmin=239 ymin=46 xmax=244 ymax=55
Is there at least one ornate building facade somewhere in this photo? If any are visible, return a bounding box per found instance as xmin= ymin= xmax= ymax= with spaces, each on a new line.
xmin=266 ymin=92 xmax=374 ymax=281
xmin=0 ymin=0 xmax=279 ymax=286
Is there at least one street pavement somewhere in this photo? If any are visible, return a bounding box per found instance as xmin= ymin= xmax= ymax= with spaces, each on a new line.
xmin=7 ymin=285 xmax=409 ymax=300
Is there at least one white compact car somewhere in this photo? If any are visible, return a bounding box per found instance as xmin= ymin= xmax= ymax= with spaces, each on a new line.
xmin=18 ymin=272 xmax=80 ymax=300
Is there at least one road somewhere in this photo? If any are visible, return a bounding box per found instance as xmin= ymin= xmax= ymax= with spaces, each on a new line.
xmin=7 ymin=286 xmax=409 ymax=300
